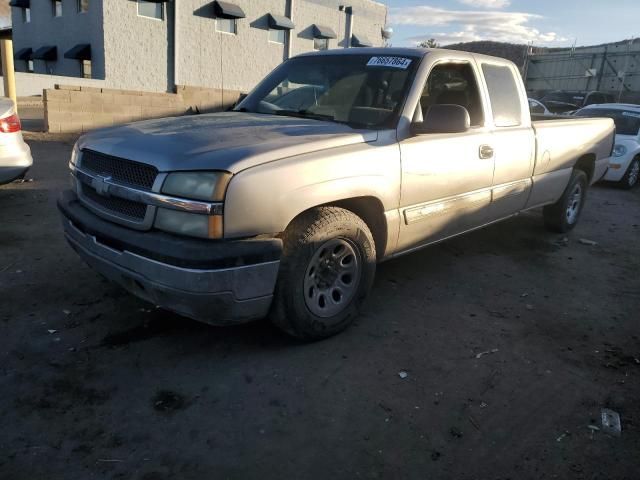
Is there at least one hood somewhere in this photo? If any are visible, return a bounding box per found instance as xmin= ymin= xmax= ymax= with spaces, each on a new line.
xmin=77 ymin=112 xmax=378 ymax=173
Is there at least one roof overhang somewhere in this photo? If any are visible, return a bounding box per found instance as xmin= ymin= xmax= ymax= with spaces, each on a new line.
xmin=351 ymin=34 xmax=373 ymax=48
xmin=64 ymin=44 xmax=91 ymax=60
xmin=32 ymin=46 xmax=57 ymax=61
xmin=312 ymin=24 xmax=337 ymax=39
xmin=14 ymin=47 xmax=32 ymax=61
xmin=9 ymin=0 xmax=30 ymax=8
xmin=268 ymin=14 xmax=294 ymax=30
xmin=213 ymin=1 xmax=245 ymax=19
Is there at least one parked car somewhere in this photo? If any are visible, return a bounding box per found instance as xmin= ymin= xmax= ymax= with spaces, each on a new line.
xmin=58 ymin=48 xmax=615 ymax=340
xmin=528 ymin=98 xmax=552 ymax=115
xmin=0 ymin=99 xmax=33 ymax=186
xmin=539 ymin=90 xmax=615 ymax=114
xmin=575 ymin=103 xmax=640 ymax=188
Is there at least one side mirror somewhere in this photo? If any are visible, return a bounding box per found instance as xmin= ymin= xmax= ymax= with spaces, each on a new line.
xmin=413 ymin=104 xmax=471 ymax=135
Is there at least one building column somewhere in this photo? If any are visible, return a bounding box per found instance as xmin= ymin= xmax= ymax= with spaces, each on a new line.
xmin=0 ymin=38 xmax=17 ymax=112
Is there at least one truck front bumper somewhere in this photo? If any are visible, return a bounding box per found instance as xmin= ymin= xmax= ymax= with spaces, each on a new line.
xmin=58 ymin=190 xmax=282 ymax=325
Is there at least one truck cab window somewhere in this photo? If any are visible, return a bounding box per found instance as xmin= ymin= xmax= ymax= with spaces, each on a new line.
xmin=481 ymin=64 xmax=522 ymax=127
xmin=417 ymin=62 xmax=485 ymax=127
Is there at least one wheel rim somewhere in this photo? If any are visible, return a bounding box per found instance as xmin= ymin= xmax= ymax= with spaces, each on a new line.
xmin=303 ymin=238 xmax=361 ymax=318
xmin=566 ymin=183 xmax=583 ymax=224
xmin=628 ymin=160 xmax=639 ymax=187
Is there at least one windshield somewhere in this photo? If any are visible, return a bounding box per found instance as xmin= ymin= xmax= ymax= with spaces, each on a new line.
xmin=235 ymin=54 xmax=420 ymax=129
xmin=575 ymin=108 xmax=640 ymax=135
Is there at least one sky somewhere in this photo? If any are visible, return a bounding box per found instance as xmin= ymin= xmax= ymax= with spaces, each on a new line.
xmin=384 ymin=0 xmax=640 ymax=48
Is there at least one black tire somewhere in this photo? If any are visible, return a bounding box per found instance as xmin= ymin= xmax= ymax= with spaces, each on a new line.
xmin=543 ymin=169 xmax=588 ymax=233
xmin=270 ymin=207 xmax=376 ymax=341
xmin=618 ymin=157 xmax=640 ymax=190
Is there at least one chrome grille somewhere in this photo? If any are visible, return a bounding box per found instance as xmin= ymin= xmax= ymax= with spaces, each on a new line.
xmin=81 ymin=184 xmax=147 ymax=221
xmin=81 ymin=149 xmax=158 ymax=190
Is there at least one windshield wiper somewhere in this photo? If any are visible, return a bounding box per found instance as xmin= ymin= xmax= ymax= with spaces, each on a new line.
xmin=273 ymin=109 xmax=336 ymax=122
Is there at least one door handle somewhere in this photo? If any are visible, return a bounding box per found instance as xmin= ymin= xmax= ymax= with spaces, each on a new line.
xmin=479 ymin=145 xmax=494 ymax=159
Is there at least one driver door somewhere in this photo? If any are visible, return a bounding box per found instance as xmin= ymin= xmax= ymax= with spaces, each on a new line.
xmin=396 ymin=61 xmax=496 ymax=252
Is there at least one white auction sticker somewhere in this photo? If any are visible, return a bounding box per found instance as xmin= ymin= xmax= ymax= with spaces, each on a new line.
xmin=367 ymin=56 xmax=413 ymax=69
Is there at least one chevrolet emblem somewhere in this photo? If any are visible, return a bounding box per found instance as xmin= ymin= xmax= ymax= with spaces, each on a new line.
xmin=92 ymin=175 xmax=112 ymax=197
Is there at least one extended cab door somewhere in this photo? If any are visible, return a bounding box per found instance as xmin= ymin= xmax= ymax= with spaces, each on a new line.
xmin=478 ymin=61 xmax=535 ymax=218
xmin=396 ymin=61 xmax=495 ymax=252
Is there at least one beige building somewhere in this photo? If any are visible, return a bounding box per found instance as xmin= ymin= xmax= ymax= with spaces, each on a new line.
xmin=10 ymin=0 xmax=388 ymax=94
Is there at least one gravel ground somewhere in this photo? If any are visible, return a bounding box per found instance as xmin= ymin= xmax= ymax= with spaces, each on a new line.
xmin=1 ymin=133 xmax=639 ymax=480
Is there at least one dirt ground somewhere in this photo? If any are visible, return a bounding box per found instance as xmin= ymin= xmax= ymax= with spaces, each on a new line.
xmin=1 ymin=133 xmax=639 ymax=480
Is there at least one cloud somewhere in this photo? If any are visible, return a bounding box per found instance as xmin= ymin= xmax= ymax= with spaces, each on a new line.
xmin=459 ymin=0 xmax=511 ymax=8
xmin=390 ymin=5 xmax=567 ymax=46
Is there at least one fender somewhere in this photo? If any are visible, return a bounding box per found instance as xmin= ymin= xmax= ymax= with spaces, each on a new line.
xmin=223 ymin=134 xmax=401 ymax=242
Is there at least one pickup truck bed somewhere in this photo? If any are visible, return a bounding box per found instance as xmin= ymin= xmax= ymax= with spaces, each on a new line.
xmin=528 ymin=117 xmax=612 ymax=206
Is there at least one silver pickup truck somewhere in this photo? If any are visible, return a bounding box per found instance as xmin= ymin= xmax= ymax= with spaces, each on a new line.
xmin=58 ymin=48 xmax=615 ymax=340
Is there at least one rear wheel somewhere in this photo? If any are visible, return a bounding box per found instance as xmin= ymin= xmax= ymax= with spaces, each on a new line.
xmin=618 ymin=157 xmax=639 ymax=189
xmin=544 ymin=169 xmax=588 ymax=233
xmin=270 ymin=207 xmax=376 ymax=341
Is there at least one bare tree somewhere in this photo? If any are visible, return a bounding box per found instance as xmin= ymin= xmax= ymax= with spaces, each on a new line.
xmin=418 ymin=39 xmax=440 ymax=48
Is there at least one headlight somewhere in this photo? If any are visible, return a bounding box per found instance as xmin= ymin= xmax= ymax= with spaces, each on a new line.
xmin=613 ymin=145 xmax=627 ymax=157
xmin=70 ymin=144 xmax=80 ymax=166
xmin=162 ymin=171 xmax=231 ymax=201
xmin=155 ymin=208 xmax=223 ymax=239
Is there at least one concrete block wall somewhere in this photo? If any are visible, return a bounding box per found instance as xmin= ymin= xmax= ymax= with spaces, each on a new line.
xmin=2 ymin=72 xmax=103 ymax=97
xmin=44 ymin=84 xmax=243 ymax=133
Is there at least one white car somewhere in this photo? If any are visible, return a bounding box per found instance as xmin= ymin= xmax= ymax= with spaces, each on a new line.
xmin=0 ymin=98 xmax=33 ymax=186
xmin=528 ymin=98 xmax=552 ymax=115
xmin=575 ymin=103 xmax=640 ymax=188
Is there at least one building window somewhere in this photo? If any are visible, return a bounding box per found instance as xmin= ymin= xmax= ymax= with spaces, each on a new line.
xmin=216 ymin=18 xmax=237 ymax=35
xmin=23 ymin=7 xmax=31 ymax=23
xmin=53 ymin=0 xmax=62 ymax=17
xmin=78 ymin=0 xmax=89 ymax=13
xmin=27 ymin=60 xmax=34 ymax=73
xmin=269 ymin=29 xmax=286 ymax=44
xmin=138 ymin=0 xmax=163 ymax=20
xmin=314 ymin=38 xmax=328 ymax=51
xmin=82 ymin=60 xmax=92 ymax=79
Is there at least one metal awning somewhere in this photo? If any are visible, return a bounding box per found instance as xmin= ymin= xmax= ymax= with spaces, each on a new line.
xmin=9 ymin=0 xmax=30 ymax=8
xmin=312 ymin=24 xmax=337 ymax=40
xmin=14 ymin=47 xmax=32 ymax=61
xmin=213 ymin=1 xmax=245 ymax=19
xmin=32 ymin=46 xmax=57 ymax=61
xmin=64 ymin=44 xmax=91 ymax=60
xmin=268 ymin=14 xmax=294 ymax=30
xmin=351 ymin=34 xmax=372 ymax=48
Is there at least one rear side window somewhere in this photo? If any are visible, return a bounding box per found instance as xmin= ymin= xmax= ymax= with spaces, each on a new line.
xmin=482 ymin=64 xmax=522 ymax=127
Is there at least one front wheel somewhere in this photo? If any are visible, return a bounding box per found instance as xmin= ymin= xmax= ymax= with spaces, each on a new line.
xmin=270 ymin=207 xmax=376 ymax=341
xmin=618 ymin=157 xmax=640 ymax=189
xmin=543 ymin=170 xmax=588 ymax=233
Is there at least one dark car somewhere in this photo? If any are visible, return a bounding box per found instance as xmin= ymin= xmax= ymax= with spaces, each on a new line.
xmin=539 ymin=91 xmax=615 ymax=114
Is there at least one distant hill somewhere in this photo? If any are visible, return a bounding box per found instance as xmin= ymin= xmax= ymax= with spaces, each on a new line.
xmin=443 ymin=41 xmax=547 ymax=68
xmin=443 ymin=38 xmax=640 ymax=68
